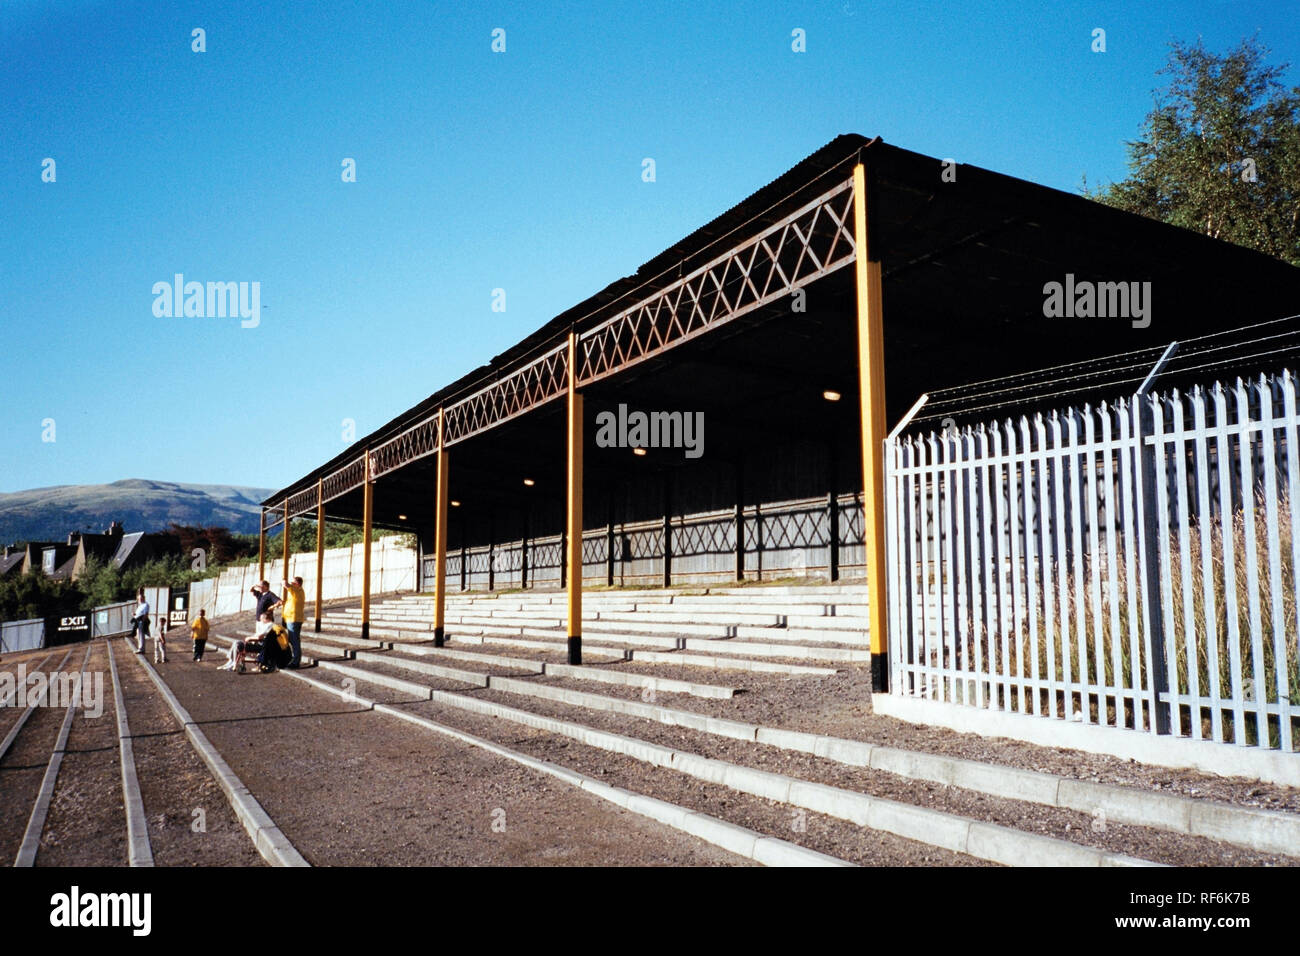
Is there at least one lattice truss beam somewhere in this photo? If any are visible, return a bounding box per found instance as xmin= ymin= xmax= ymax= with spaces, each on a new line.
xmin=275 ymin=176 xmax=857 ymax=519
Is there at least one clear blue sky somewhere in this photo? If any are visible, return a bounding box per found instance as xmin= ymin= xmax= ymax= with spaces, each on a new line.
xmin=3 ymin=0 xmax=1297 ymax=493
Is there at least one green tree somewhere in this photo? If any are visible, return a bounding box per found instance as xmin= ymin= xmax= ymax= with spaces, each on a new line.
xmin=1093 ymin=37 xmax=1300 ymax=266
xmin=0 ymin=570 xmax=83 ymax=621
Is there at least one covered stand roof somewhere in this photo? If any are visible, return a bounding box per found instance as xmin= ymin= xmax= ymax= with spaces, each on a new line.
xmin=264 ymin=134 xmax=1300 ymax=529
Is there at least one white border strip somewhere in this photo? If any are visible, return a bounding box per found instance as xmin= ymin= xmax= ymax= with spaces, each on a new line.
xmin=106 ymin=641 xmax=154 ymax=867
xmin=125 ymin=639 xmax=308 ymax=867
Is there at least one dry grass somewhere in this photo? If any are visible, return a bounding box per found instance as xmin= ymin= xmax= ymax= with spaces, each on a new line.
xmin=913 ymin=493 xmax=1300 ymax=749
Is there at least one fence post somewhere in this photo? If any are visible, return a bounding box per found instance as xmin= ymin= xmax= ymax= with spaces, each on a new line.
xmin=1135 ymin=342 xmax=1179 ymax=735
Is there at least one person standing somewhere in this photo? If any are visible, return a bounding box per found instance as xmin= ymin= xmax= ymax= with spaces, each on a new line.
xmin=249 ymin=580 xmax=278 ymax=623
xmin=274 ymin=576 xmax=306 ymax=669
xmin=130 ymin=589 xmax=150 ymax=654
xmin=191 ymin=609 xmax=210 ymax=661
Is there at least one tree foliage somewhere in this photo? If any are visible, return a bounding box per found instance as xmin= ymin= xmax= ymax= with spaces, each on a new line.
xmin=1094 ymin=37 xmax=1300 ymax=267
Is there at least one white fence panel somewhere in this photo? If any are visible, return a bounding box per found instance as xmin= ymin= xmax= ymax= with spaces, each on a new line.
xmin=0 ymin=618 xmax=44 ymax=653
xmin=887 ymin=370 xmax=1300 ymax=753
xmin=188 ymin=538 xmax=417 ymax=621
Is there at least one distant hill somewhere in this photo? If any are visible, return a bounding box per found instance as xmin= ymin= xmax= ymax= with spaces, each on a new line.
xmin=0 ymin=479 xmax=276 ymax=545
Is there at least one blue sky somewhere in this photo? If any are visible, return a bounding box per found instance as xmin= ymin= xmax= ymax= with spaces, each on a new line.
xmin=2 ymin=0 xmax=1297 ymax=493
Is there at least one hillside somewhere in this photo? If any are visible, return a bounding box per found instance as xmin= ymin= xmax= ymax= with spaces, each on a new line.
xmin=0 ymin=479 xmax=275 ymax=544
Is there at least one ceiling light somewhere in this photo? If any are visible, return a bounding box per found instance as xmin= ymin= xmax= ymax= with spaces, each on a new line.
xmin=823 ymin=390 xmax=841 ymax=402
xmin=523 ymin=478 xmax=535 ymax=487
xmin=398 ymin=514 xmax=407 ymax=521
xmin=450 ymin=500 xmax=461 ymax=507
xmin=632 ymin=447 xmax=647 ymax=457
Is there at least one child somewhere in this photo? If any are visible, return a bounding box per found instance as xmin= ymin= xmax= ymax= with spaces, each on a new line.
xmin=154 ymin=620 xmax=167 ymax=664
xmin=191 ymin=609 xmax=209 ymax=662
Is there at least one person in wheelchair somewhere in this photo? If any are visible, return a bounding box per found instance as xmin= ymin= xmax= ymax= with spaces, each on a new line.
xmin=220 ymin=610 xmax=276 ymax=673
xmin=255 ymin=617 xmax=294 ymax=672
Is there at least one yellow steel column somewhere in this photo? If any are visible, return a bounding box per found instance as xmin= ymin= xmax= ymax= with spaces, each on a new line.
xmin=433 ymin=408 xmax=449 ymax=648
xmin=314 ymin=479 xmax=325 ymax=633
xmin=257 ymin=509 xmax=266 ymax=583
xmin=854 ymin=161 xmax=889 ymax=692
xmin=361 ymin=452 xmax=374 ymax=641
xmin=566 ymin=331 xmax=584 ymax=664
xmin=282 ymin=497 xmax=291 ymax=583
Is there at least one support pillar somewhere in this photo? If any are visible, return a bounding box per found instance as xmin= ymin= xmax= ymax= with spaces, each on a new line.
xmin=257 ymin=509 xmax=266 ymax=583
xmin=521 ymin=503 xmax=530 ymax=590
xmin=282 ymin=497 xmax=291 ymax=582
xmin=314 ymin=479 xmax=324 ymax=632
xmin=734 ymin=459 xmax=745 ymax=581
xmin=566 ymin=331 xmax=584 ymax=664
xmin=662 ymin=473 xmax=672 ymax=588
xmin=488 ymin=512 xmax=496 ymax=591
xmin=854 ymin=161 xmax=889 ymax=692
xmin=433 ymin=409 xmax=449 ymax=647
xmin=606 ymin=488 xmax=615 ymax=587
xmin=459 ymin=513 xmax=467 ymax=592
xmin=828 ymin=438 xmax=840 ymax=582
xmin=360 ymin=452 xmax=374 ymax=641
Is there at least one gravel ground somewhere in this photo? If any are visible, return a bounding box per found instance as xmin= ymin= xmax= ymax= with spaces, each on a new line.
xmin=37 ymin=642 xmax=126 ymax=867
xmin=461 ymin=683 xmax=1296 ymax=866
xmin=214 ymin=608 xmax=1300 ymax=817
xmin=282 ymin=669 xmax=985 ymax=867
xmin=114 ymin=642 xmax=267 ymax=867
xmin=0 ymin=646 xmax=88 ymax=864
xmin=162 ymin=638 xmax=752 ymax=866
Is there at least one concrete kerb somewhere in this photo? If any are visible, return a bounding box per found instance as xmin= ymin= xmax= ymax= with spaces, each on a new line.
xmin=127 ymin=638 xmax=309 ymax=867
xmin=105 ymin=640 xmax=154 ymax=867
xmin=255 ymin=651 xmax=851 ymax=867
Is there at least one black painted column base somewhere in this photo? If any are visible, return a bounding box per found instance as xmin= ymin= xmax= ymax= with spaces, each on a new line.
xmin=871 ymin=654 xmax=889 ymax=693
xmin=434 ymin=625 xmax=445 ymax=648
xmin=567 ymin=635 xmax=582 ymax=666
xmin=360 ymin=621 xmax=370 ymax=641
xmin=313 ymin=618 xmax=321 ymax=634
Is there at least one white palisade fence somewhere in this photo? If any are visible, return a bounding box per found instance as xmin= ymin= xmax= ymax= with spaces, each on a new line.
xmin=885 ymin=370 xmax=1300 ymax=753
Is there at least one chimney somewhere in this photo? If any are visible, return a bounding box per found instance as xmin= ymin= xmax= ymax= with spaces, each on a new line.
xmin=106 ymin=521 xmax=124 ymax=541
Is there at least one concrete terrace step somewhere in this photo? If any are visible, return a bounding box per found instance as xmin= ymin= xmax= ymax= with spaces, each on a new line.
xmin=404 ymin=639 xmax=838 ymax=677
xmin=377 ymin=678 xmax=1154 ymax=867
xmin=502 ymin=628 xmax=870 ymax=663
xmin=374 ymin=646 xmax=738 ymax=699
xmin=733 ymin=626 xmax=869 ymax=646
xmin=592 ymin=610 xmax=787 ymax=627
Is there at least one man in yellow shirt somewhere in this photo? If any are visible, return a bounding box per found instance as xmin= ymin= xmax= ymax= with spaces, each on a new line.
xmin=190 ymin=609 xmax=210 ymax=662
xmin=274 ymin=576 xmax=306 ymax=669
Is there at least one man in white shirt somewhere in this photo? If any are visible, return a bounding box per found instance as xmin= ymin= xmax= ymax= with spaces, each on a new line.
xmin=131 ymin=590 xmax=151 ymax=653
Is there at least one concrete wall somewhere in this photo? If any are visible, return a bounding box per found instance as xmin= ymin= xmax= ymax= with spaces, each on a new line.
xmin=190 ymin=536 xmax=416 ymax=619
